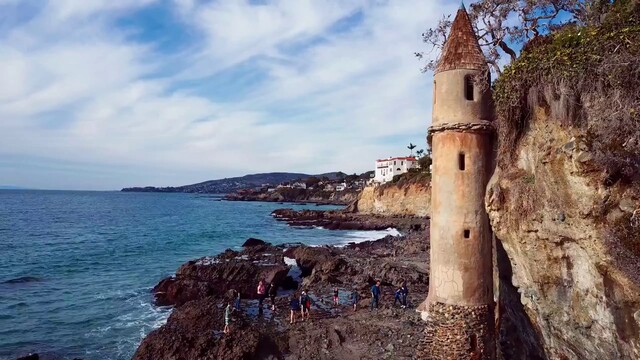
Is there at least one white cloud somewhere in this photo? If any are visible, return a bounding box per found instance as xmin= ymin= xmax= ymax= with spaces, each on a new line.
xmin=0 ymin=0 xmax=458 ymax=190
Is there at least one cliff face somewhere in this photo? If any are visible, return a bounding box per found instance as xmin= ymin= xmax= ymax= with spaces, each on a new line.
xmin=486 ymin=110 xmax=640 ymax=359
xmin=355 ymin=183 xmax=431 ymax=217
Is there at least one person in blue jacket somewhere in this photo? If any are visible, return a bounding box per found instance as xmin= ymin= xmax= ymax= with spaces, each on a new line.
xmin=289 ymin=294 xmax=301 ymax=324
xmin=393 ymin=287 xmax=402 ymax=307
xmin=234 ymin=290 xmax=241 ymax=312
xmin=400 ymin=282 xmax=409 ymax=308
xmin=351 ymin=289 xmax=360 ymax=311
xmin=370 ymin=280 xmax=381 ymax=310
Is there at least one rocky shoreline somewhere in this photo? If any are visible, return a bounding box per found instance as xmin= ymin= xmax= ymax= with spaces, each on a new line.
xmin=133 ymin=209 xmax=430 ymax=360
xmin=224 ymin=188 xmax=360 ymax=206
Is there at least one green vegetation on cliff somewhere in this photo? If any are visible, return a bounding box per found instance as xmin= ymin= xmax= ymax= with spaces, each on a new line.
xmin=494 ymin=0 xmax=640 ymax=183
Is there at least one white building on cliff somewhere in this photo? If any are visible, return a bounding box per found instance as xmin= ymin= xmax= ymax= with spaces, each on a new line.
xmin=373 ymin=156 xmax=417 ymax=183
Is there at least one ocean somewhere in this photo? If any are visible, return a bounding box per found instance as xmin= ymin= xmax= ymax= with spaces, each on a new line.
xmin=0 ymin=190 xmax=397 ymax=360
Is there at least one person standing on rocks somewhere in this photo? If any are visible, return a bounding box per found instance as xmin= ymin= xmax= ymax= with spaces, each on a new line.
xmin=268 ymin=282 xmax=277 ymax=311
xmin=370 ymin=280 xmax=381 ymax=310
xmin=234 ymin=290 xmax=241 ymax=312
xmin=300 ymin=290 xmax=311 ymax=321
xmin=289 ymin=294 xmax=301 ymax=324
xmin=333 ymin=287 xmax=339 ymax=306
xmin=400 ymin=282 xmax=408 ymax=309
xmin=394 ymin=287 xmax=403 ymax=307
xmin=351 ymin=289 xmax=360 ymax=311
xmin=223 ymin=301 xmax=232 ymax=334
xmin=257 ymin=280 xmax=266 ymax=309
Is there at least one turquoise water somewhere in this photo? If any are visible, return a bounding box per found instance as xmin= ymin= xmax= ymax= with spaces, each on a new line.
xmin=0 ymin=190 xmax=394 ymax=360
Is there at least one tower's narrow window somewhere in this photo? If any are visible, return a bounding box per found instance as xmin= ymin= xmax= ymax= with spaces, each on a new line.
xmin=464 ymin=229 xmax=470 ymax=239
xmin=458 ymin=152 xmax=466 ymax=171
xmin=465 ymin=75 xmax=474 ymax=101
xmin=470 ymin=334 xmax=478 ymax=351
xmin=433 ymin=80 xmax=437 ymax=104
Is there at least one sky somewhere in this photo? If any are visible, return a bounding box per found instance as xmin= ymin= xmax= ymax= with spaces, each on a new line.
xmin=0 ymin=0 xmax=462 ymax=190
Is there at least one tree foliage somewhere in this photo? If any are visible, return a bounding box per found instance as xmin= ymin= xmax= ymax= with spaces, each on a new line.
xmin=416 ymin=0 xmax=616 ymax=75
xmin=407 ymin=142 xmax=417 ymax=156
xmin=418 ymin=155 xmax=433 ymax=173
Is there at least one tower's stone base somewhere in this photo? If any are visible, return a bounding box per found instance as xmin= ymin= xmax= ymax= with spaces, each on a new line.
xmin=417 ymin=302 xmax=496 ymax=360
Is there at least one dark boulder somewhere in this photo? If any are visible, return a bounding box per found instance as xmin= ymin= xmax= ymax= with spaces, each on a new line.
xmin=242 ymin=238 xmax=269 ymax=247
xmin=280 ymin=275 xmax=299 ymax=290
xmin=133 ymin=297 xmax=284 ymax=360
xmin=153 ymin=247 xmax=290 ymax=306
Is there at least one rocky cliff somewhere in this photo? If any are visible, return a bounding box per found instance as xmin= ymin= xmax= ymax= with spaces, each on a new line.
xmin=487 ymin=4 xmax=640 ymax=358
xmin=354 ymin=182 xmax=431 ymax=217
xmin=487 ymin=111 xmax=640 ymax=360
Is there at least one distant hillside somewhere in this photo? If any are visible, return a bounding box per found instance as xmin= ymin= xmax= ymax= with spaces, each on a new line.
xmin=0 ymin=185 xmax=28 ymax=190
xmin=121 ymin=172 xmax=345 ymax=194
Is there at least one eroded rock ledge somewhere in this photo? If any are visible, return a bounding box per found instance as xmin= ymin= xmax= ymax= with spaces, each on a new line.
xmin=271 ymin=208 xmax=427 ymax=232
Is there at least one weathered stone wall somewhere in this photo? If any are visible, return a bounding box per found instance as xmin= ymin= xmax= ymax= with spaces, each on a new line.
xmin=418 ymin=302 xmax=496 ymax=359
xmin=486 ymin=109 xmax=640 ymax=359
xmin=355 ymin=183 xmax=431 ymax=217
xmin=433 ymin=68 xmax=493 ymax=126
xmin=428 ymin=129 xmax=494 ymax=306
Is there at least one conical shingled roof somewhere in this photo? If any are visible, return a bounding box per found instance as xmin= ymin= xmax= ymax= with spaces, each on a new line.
xmin=435 ymin=5 xmax=487 ymax=74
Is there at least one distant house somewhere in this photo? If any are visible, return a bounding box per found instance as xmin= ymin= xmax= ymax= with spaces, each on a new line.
xmin=335 ymin=182 xmax=347 ymax=192
xmin=374 ymin=157 xmax=418 ymax=183
xmin=292 ymin=182 xmax=307 ymax=189
xmin=324 ymin=184 xmax=335 ymax=192
xmin=267 ymin=188 xmax=277 ymax=192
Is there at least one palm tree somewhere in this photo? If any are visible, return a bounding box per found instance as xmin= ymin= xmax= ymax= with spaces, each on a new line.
xmin=416 ymin=149 xmax=424 ymax=158
xmin=407 ymin=143 xmax=417 ymax=156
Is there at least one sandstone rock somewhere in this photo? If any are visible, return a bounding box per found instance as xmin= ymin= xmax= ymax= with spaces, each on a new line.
xmin=575 ymin=151 xmax=593 ymax=163
xmin=487 ymin=116 xmax=640 ymax=359
xmin=562 ymin=138 xmax=576 ymax=153
xmin=355 ymin=184 xmax=431 ymax=217
xmin=619 ymin=198 xmax=637 ymax=213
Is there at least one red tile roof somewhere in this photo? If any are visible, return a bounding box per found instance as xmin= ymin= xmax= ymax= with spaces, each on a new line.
xmin=376 ymin=157 xmax=417 ymax=162
xmin=435 ymin=5 xmax=487 ymax=74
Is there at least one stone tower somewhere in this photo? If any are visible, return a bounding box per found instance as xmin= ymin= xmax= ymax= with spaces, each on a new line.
xmin=419 ymin=3 xmax=496 ymax=359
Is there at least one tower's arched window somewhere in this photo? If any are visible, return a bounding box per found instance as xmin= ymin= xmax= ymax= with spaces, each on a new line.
xmin=458 ymin=152 xmax=466 ymax=171
xmin=464 ymin=75 xmax=474 ymax=101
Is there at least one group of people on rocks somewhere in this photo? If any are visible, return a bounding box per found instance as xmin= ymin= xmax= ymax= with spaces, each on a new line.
xmin=222 ymin=279 xmax=410 ymax=334
xmin=289 ymin=290 xmax=312 ymax=324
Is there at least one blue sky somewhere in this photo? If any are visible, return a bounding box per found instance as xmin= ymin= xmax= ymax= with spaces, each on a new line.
xmin=0 ymin=0 xmax=461 ymax=190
